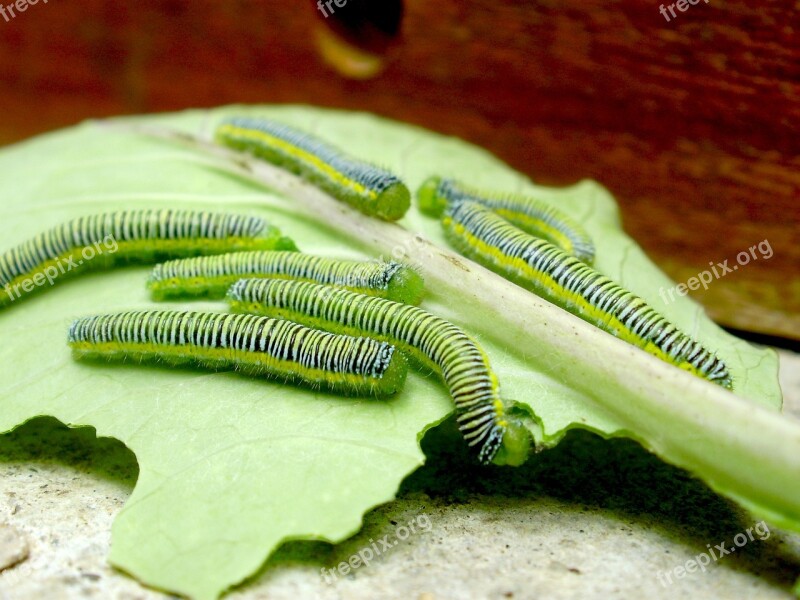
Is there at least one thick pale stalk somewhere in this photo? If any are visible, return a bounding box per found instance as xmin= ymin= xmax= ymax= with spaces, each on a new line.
xmin=122 ymin=123 xmax=800 ymax=532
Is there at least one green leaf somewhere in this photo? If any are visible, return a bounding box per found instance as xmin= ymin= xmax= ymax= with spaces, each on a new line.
xmin=0 ymin=105 xmax=797 ymax=599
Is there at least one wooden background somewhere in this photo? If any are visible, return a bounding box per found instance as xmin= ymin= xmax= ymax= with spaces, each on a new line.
xmin=0 ymin=0 xmax=797 ymax=338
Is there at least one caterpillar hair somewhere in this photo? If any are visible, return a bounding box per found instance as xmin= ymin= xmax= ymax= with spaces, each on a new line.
xmin=0 ymin=210 xmax=296 ymax=308
xmin=147 ymin=252 xmax=424 ymax=304
xmin=442 ymin=200 xmax=732 ymax=389
xmin=215 ymin=117 xmax=410 ymax=221
xmin=227 ymin=278 xmax=533 ymax=466
xmin=418 ymin=176 xmax=595 ymax=264
xmin=68 ymin=310 xmax=407 ymax=397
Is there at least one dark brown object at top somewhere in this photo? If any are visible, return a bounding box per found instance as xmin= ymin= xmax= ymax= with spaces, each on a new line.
xmin=0 ymin=0 xmax=797 ymax=338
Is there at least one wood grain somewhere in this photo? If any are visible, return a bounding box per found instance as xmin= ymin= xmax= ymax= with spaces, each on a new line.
xmin=0 ymin=0 xmax=797 ymax=337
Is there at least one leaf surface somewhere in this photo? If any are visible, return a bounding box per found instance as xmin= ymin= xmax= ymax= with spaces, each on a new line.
xmin=0 ymin=106 xmax=794 ymax=599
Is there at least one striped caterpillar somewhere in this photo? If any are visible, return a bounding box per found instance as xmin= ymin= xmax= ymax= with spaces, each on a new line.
xmin=214 ymin=117 xmax=411 ymax=221
xmin=417 ymin=176 xmax=595 ymax=264
xmin=68 ymin=310 xmax=407 ymax=396
xmin=0 ymin=210 xmax=296 ymax=308
xmin=147 ymin=252 xmax=424 ymax=305
xmin=440 ymin=200 xmax=732 ymax=389
xmin=226 ymin=278 xmax=533 ymax=466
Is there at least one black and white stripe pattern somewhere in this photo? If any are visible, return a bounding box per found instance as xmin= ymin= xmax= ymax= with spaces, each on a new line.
xmin=0 ymin=210 xmax=295 ymax=308
xmin=215 ymin=117 xmax=411 ymax=221
xmin=431 ymin=177 xmax=595 ymax=264
xmin=445 ymin=201 xmax=732 ymax=388
xmin=227 ymin=278 xmax=510 ymax=463
xmin=220 ymin=117 xmax=402 ymax=194
xmin=0 ymin=210 xmax=287 ymax=290
xmin=68 ymin=310 xmax=404 ymax=395
xmin=148 ymin=252 xmax=408 ymax=300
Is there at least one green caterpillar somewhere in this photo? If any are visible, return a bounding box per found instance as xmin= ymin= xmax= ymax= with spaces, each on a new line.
xmin=68 ymin=310 xmax=407 ymax=396
xmin=441 ymin=200 xmax=732 ymax=389
xmin=147 ymin=252 xmax=424 ymax=304
xmin=215 ymin=117 xmax=411 ymax=221
xmin=0 ymin=210 xmax=295 ymax=308
xmin=418 ymin=176 xmax=595 ymax=264
xmin=226 ymin=278 xmax=533 ymax=466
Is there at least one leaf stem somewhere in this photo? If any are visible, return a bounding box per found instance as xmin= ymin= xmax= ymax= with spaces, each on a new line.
xmin=115 ymin=121 xmax=800 ymax=533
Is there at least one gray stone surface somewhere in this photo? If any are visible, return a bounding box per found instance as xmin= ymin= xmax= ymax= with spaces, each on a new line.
xmin=0 ymin=525 xmax=28 ymax=573
xmin=0 ymin=350 xmax=799 ymax=600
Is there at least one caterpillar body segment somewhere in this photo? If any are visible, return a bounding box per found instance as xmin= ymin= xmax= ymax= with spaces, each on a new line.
xmin=227 ymin=278 xmax=533 ymax=466
xmin=0 ymin=210 xmax=295 ymax=308
xmin=68 ymin=310 xmax=407 ymax=397
xmin=418 ymin=176 xmax=595 ymax=264
xmin=442 ymin=201 xmax=732 ymax=389
xmin=215 ymin=117 xmax=411 ymax=221
xmin=148 ymin=252 xmax=424 ymax=305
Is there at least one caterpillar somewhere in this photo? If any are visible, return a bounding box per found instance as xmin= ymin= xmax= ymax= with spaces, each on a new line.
xmin=68 ymin=310 xmax=407 ymax=396
xmin=0 ymin=210 xmax=296 ymax=308
xmin=148 ymin=252 xmax=424 ymax=304
xmin=441 ymin=200 xmax=732 ymax=389
xmin=214 ymin=117 xmax=410 ymax=221
xmin=226 ymin=278 xmax=533 ymax=466
xmin=417 ymin=176 xmax=595 ymax=264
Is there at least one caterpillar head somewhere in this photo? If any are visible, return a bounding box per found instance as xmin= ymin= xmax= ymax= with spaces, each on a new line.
xmin=375 ymin=181 xmax=411 ymax=221
xmin=384 ymin=262 xmax=425 ymax=305
xmin=416 ymin=176 xmax=448 ymax=218
xmin=491 ymin=419 xmax=532 ymax=467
